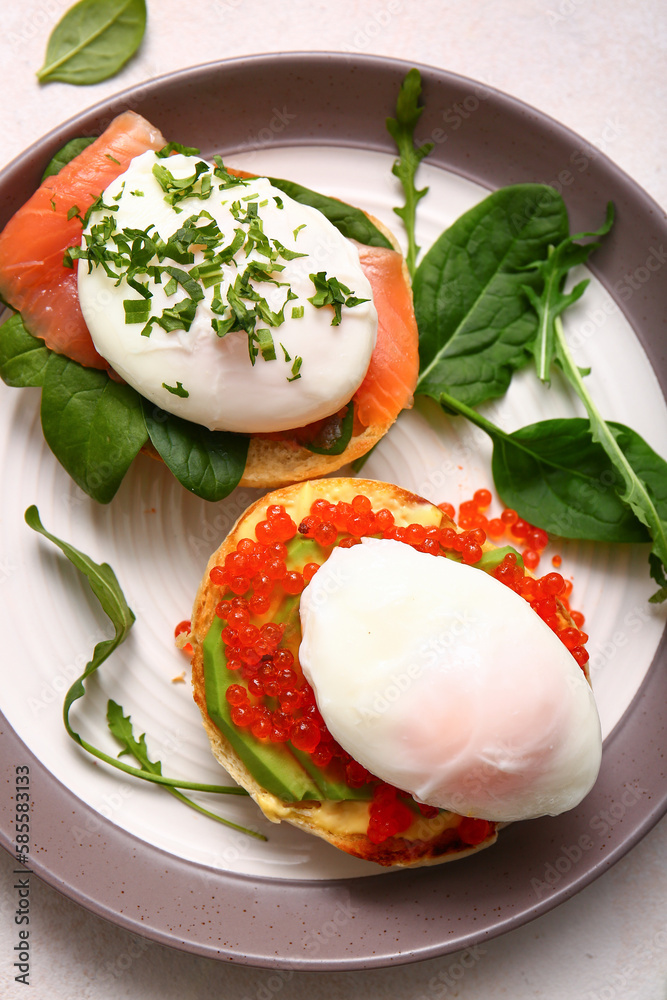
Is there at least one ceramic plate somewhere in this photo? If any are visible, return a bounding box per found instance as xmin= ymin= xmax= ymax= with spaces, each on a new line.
xmin=0 ymin=53 xmax=666 ymax=969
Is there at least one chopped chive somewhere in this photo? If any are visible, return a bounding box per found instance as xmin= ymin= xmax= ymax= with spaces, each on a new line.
xmin=130 ymin=189 xmax=144 ymax=197
xmin=256 ymin=328 xmax=276 ymax=361
xmin=291 ymin=305 xmax=304 ymax=319
xmin=280 ymin=342 xmax=291 ymax=362
xmin=105 ymin=154 xmax=121 ymax=165
xmin=123 ymin=299 xmax=151 ymax=324
xmin=162 ymin=381 xmax=189 ymax=397
xmin=293 ymin=224 xmax=306 ymax=239
xmin=274 ymin=196 xmax=284 ymax=209
xmin=287 ymin=356 xmax=302 ymax=382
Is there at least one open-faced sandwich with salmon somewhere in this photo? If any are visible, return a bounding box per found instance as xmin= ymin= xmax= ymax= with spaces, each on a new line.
xmin=188 ymin=477 xmax=602 ymax=867
xmin=0 ymin=112 xmax=418 ymax=501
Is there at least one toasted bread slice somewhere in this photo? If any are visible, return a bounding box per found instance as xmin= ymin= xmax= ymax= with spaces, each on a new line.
xmin=190 ymin=478 xmax=585 ymax=867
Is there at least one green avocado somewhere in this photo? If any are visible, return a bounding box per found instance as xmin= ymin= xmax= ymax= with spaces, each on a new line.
xmin=204 ymin=617 xmax=374 ymax=803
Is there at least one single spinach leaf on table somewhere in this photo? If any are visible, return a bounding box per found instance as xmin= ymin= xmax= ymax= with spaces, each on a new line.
xmin=414 ymin=184 xmax=570 ymax=408
xmin=40 ymin=353 xmax=148 ymax=503
xmin=268 ymin=177 xmax=393 ymax=249
xmin=41 ymin=137 xmax=97 ymax=181
xmin=37 ymin=0 xmax=147 ymax=86
xmin=143 ymin=402 xmax=248 ymax=502
xmin=440 ymin=392 xmax=656 ymax=544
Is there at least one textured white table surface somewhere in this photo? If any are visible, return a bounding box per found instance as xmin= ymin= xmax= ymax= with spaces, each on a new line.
xmin=1 ymin=2 xmax=666 ymax=998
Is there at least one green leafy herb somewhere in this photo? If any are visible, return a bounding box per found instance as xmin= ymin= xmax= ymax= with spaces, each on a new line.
xmin=287 ymin=356 xmax=302 ymax=382
xmin=554 ymin=318 xmax=667 ymax=600
xmin=41 ymin=136 xmax=96 ymax=180
xmin=162 ymin=381 xmax=189 ymax=398
xmin=268 ymin=177 xmax=392 ymax=249
xmin=304 ymin=403 xmax=355 ymax=456
xmin=308 ymin=271 xmax=369 ymax=326
xmin=37 ymin=0 xmax=147 ymax=86
xmin=386 ymin=68 xmax=434 ymax=277
xmin=24 ymin=507 xmax=258 ymax=835
xmin=152 ymin=160 xmax=212 ymax=207
xmin=413 ymin=184 xmax=569 ymax=407
xmin=156 ymin=142 xmax=201 ymax=159
xmin=107 ymin=702 xmax=264 ymax=836
xmin=291 ymin=305 xmax=304 ymax=319
xmin=123 ymin=298 xmax=151 ymax=324
xmin=143 ymin=403 xmax=248 ymax=502
xmin=522 ymin=203 xmax=615 ymax=383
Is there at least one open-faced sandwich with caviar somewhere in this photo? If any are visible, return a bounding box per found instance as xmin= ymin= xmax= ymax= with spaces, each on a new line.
xmin=0 ymin=112 xmax=418 ymax=501
xmin=188 ymin=477 xmax=602 ymax=867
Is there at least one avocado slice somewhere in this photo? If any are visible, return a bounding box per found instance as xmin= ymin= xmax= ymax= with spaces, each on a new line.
xmin=204 ymin=619 xmax=322 ymax=802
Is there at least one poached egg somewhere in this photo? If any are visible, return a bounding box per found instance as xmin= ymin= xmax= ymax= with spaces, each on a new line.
xmin=299 ymin=537 xmax=602 ymax=823
xmin=77 ymin=151 xmax=377 ymax=433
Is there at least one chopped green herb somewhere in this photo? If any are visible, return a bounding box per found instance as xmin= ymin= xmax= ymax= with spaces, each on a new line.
xmin=291 ymin=305 xmax=304 ymax=319
xmin=293 ymin=224 xmax=306 ymax=239
xmin=50 ymin=198 xmax=56 ymax=211
xmin=288 ymin=356 xmax=302 ymax=382
xmin=105 ymin=154 xmax=121 ymax=165
xmin=256 ymin=328 xmax=276 ymax=362
xmin=162 ymin=381 xmax=189 ymax=398
xmin=67 ymin=204 xmax=82 ymax=222
xmin=308 ymin=271 xmax=369 ymax=325
xmin=272 ymin=238 xmax=308 ymax=261
xmin=130 ymin=189 xmax=144 ymax=197
xmin=274 ymin=195 xmax=284 ymax=209
xmin=156 ymin=142 xmax=201 ymax=158
xmin=152 ymin=160 xmax=213 ymax=207
xmin=280 ymin=343 xmax=291 ymax=362
xmin=123 ymin=299 xmax=151 ymax=324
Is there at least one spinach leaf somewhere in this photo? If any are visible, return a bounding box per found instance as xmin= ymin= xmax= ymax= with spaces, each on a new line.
xmin=268 ymin=177 xmax=392 ymax=249
xmin=522 ymin=203 xmax=615 ymax=382
xmin=40 ymin=354 xmax=148 ymax=503
xmin=386 ymin=67 xmax=433 ymax=277
xmin=0 ymin=313 xmax=51 ymax=387
xmin=143 ymin=402 xmax=248 ymax=502
xmin=440 ymin=393 xmax=655 ymax=543
xmin=304 ymin=403 xmax=355 ymax=456
xmin=37 ymin=0 xmax=147 ymax=86
xmin=25 ymin=507 xmax=252 ymax=807
xmin=41 ymin=137 xmax=96 ymax=181
xmin=107 ymin=701 xmax=265 ymax=836
xmin=414 ymin=184 xmax=569 ymax=407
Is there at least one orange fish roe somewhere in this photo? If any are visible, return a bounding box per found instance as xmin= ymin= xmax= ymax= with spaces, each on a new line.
xmin=204 ymin=489 xmax=587 ymax=845
xmin=174 ymin=619 xmax=193 ymax=655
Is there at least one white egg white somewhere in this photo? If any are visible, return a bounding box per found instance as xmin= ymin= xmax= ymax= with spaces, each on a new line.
xmin=77 ymin=151 xmax=377 ymax=433
xmin=299 ymin=538 xmax=602 ymax=823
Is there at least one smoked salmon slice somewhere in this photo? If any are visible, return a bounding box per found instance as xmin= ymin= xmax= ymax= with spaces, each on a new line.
xmin=353 ymin=244 xmax=419 ymax=428
xmin=0 ymin=111 xmax=166 ymax=369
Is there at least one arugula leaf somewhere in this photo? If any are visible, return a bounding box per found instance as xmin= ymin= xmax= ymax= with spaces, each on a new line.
xmin=0 ymin=313 xmax=51 ymax=387
xmin=386 ymin=68 xmax=434 ymax=277
xmin=107 ymin=701 xmax=265 ymax=837
xmin=439 ymin=394 xmax=656 ymax=544
xmin=267 ymin=177 xmax=392 ymax=249
xmin=41 ymin=137 xmax=96 ymax=181
xmin=304 ymin=403 xmax=355 ymax=456
xmin=40 ymin=354 xmax=148 ymax=503
xmin=554 ymin=318 xmax=667 ymax=601
xmin=37 ymin=0 xmax=147 ymax=86
xmin=414 ymin=184 xmax=569 ymax=407
xmin=25 ymin=506 xmax=249 ymax=801
xmin=522 ymin=203 xmax=615 ymax=382
xmin=143 ymin=403 xmax=248 ymax=502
